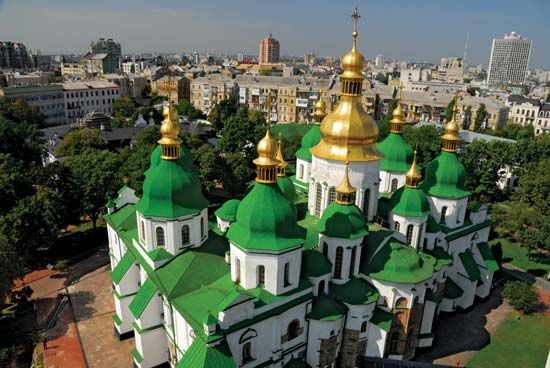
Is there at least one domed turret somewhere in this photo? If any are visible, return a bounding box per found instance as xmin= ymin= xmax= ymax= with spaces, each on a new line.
xmin=390 ymin=151 xmax=430 ymax=218
xmin=276 ymin=140 xmax=296 ymax=205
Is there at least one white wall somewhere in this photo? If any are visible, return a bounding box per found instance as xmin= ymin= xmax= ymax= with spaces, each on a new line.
xmin=306 ymin=317 xmax=344 ymax=367
xmin=295 ymin=158 xmax=312 ymax=185
xmin=366 ymin=325 xmax=388 ymax=358
xmin=379 ymin=171 xmax=406 ymax=194
xmin=426 ymin=196 xmax=469 ymax=229
xmin=319 ymin=235 xmax=363 ymax=285
xmin=390 ymin=214 xmax=427 ymax=250
xmin=134 ymin=327 xmax=168 ymax=368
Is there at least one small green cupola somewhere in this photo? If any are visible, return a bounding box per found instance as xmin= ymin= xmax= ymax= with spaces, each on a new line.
xmin=390 ymin=150 xmax=430 ymax=218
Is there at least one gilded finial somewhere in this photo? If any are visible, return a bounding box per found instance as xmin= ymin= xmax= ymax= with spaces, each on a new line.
xmin=442 ymin=90 xmax=461 ymax=152
xmin=405 ymin=146 xmax=422 ymax=188
xmin=351 ymin=7 xmax=360 ymax=50
xmin=336 ymin=161 xmax=356 ymax=205
xmin=276 ymin=139 xmax=287 ymax=177
xmin=253 ymin=116 xmax=280 ymax=183
xmin=157 ymin=85 xmax=182 ymax=160
xmin=390 ymin=82 xmax=406 ymax=133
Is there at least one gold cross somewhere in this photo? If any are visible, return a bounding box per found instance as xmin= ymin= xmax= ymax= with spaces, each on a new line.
xmin=398 ymin=81 xmax=404 ymax=100
xmin=351 ymin=7 xmax=360 ymax=46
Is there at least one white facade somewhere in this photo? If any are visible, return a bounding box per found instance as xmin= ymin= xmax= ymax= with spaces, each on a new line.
xmin=487 ymin=32 xmax=532 ymax=86
xmin=379 ymin=171 xmax=406 ymax=194
xmin=63 ymin=80 xmax=121 ymax=123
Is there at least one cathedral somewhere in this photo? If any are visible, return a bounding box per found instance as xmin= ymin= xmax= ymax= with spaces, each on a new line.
xmin=105 ymin=9 xmax=497 ymax=368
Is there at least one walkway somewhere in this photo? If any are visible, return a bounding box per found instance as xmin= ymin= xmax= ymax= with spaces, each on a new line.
xmin=502 ymin=263 xmax=550 ymax=292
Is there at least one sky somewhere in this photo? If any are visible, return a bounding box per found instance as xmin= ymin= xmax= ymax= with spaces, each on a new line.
xmin=1 ymin=0 xmax=549 ymax=68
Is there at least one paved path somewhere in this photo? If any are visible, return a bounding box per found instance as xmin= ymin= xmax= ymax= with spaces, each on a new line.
xmin=502 ymin=263 xmax=550 ymax=292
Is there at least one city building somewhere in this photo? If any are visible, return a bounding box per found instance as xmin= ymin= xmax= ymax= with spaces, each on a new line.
xmin=82 ymin=53 xmax=119 ymax=75
xmin=104 ymin=74 xmax=148 ymax=100
xmin=90 ymin=38 xmax=122 ymax=60
xmin=61 ymin=62 xmax=85 ymax=76
xmin=156 ymin=76 xmax=191 ymax=104
xmin=190 ymin=74 xmax=237 ymax=113
xmin=62 ymin=80 xmax=121 ymax=123
xmin=259 ymin=34 xmax=280 ymax=65
xmin=375 ymin=54 xmax=385 ymax=68
xmin=506 ymin=94 xmax=541 ymax=127
xmin=303 ymin=52 xmax=315 ymax=66
xmin=0 ymin=71 xmax=49 ymax=88
xmin=106 ymin=11 xmax=497 ymax=368
xmin=0 ymin=41 xmax=31 ymax=69
xmin=535 ymin=104 xmax=550 ymax=135
xmin=433 ymin=57 xmax=465 ymax=82
xmin=0 ymin=84 xmax=65 ymax=125
xmin=487 ymin=32 xmax=532 ymax=87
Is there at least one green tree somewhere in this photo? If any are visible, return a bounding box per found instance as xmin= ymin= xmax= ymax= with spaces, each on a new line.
xmin=376 ymin=99 xmax=398 ymax=142
xmin=473 ymin=103 xmax=488 ymax=131
xmin=119 ymin=144 xmax=155 ymax=195
xmin=462 ymin=106 xmax=472 ymax=130
xmin=220 ymin=106 xmax=266 ymax=161
xmin=199 ymin=70 xmax=206 ymax=77
xmin=445 ymin=97 xmax=456 ymax=123
xmin=193 ymin=144 xmax=224 ymax=194
xmin=113 ymin=96 xmax=137 ymax=124
xmin=137 ymin=126 xmax=161 ymax=146
xmin=402 ymin=125 xmax=443 ymax=169
xmin=502 ymin=281 xmax=539 ymax=314
xmin=176 ymin=101 xmax=205 ymax=121
xmin=0 ymin=154 xmax=32 ymax=216
xmin=208 ymin=97 xmax=238 ymax=131
xmin=223 ymin=152 xmax=255 ymax=197
xmin=0 ymin=98 xmax=45 ymax=127
xmin=546 ymin=92 xmax=550 ymax=103
xmin=514 ymin=157 xmax=550 ymax=216
xmin=489 ymin=122 xmax=534 ymax=140
xmin=0 ymin=115 xmax=44 ymax=166
xmin=55 ymin=128 xmax=106 ymax=157
xmin=64 ymin=149 xmax=122 ymax=228
xmin=0 ymin=236 xmax=23 ymax=305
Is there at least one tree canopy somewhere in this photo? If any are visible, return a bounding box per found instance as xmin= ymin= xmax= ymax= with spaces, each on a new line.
xmin=55 ymin=128 xmax=106 ymax=157
xmin=208 ymin=96 xmax=238 ymax=131
xmin=0 ymin=98 xmax=45 ymax=127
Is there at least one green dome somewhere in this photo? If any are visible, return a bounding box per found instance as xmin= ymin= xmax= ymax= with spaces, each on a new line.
xmin=277 ymin=176 xmax=296 ymax=205
xmin=215 ymin=199 xmax=241 ymax=222
xmin=376 ymin=133 xmax=413 ymax=173
xmin=362 ymin=241 xmax=434 ymax=284
xmin=227 ymin=182 xmax=305 ymax=252
xmin=317 ymin=203 xmax=368 ymax=240
xmin=301 ymin=249 xmax=332 ymax=277
xmin=136 ymin=145 xmax=208 ymax=218
xmin=390 ymin=186 xmax=430 ymax=218
xmin=420 ymin=151 xmax=470 ymax=199
xmin=295 ymin=125 xmax=321 ymax=161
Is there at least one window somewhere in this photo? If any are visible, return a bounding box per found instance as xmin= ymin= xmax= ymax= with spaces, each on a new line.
xmin=391 ymin=178 xmax=398 ymax=192
xmin=200 ymin=217 xmax=205 ymax=238
xmin=156 ymin=227 xmax=165 ymax=247
xmin=349 ymin=246 xmax=357 ymax=278
xmin=389 ymin=332 xmax=400 ymax=353
xmin=242 ymin=342 xmax=252 ymax=363
xmin=322 ymin=242 xmax=328 ymax=258
xmin=328 ymin=187 xmax=336 ymax=204
xmin=363 ymin=189 xmax=370 ymax=216
xmin=361 ymin=321 xmax=367 ymax=333
xmin=298 ymin=164 xmax=304 ymax=179
xmin=395 ymin=297 xmax=408 ymax=309
xmin=394 ymin=221 xmax=400 ymax=232
xmin=235 ymin=258 xmax=241 ymax=282
xmin=334 ymin=247 xmax=343 ymax=279
xmin=406 ymin=225 xmax=414 ymax=246
xmin=284 ymin=263 xmax=290 ymax=287
xmin=382 ymin=297 xmax=389 ymax=306
xmin=287 ymin=320 xmax=301 ymax=341
xmin=315 ymin=183 xmax=322 ymax=216
xmin=141 ymin=221 xmax=146 ymax=242
xmin=257 ymin=266 xmax=265 ymax=286
xmin=318 ymin=280 xmax=325 ymax=295
xmin=440 ymin=206 xmax=447 ymax=224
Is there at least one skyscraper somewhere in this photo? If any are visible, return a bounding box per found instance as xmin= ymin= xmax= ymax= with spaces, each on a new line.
xmin=89 ymin=38 xmax=122 ymax=59
xmin=487 ymin=32 xmax=532 ymax=86
xmin=0 ymin=41 xmax=31 ymax=69
xmin=375 ymin=54 xmax=385 ymax=68
xmin=259 ymin=33 xmax=280 ymax=64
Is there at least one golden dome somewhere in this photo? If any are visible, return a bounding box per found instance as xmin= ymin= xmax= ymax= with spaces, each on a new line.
xmin=275 ymin=140 xmax=288 ymax=176
xmin=336 ymin=162 xmax=356 ymax=205
xmin=405 ymin=149 xmax=422 ymax=188
xmin=442 ymin=92 xmax=461 ymax=152
xmin=313 ymin=93 xmax=327 ymax=124
xmin=310 ymin=7 xmax=380 ymax=162
xmin=157 ymin=103 xmax=182 ymax=160
xmin=390 ymin=84 xmax=406 ymax=133
xmin=253 ymin=128 xmax=280 ymax=183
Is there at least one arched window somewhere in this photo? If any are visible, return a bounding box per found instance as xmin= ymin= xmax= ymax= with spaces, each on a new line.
xmin=328 ymin=187 xmax=336 ymax=204
xmin=284 ymin=263 xmax=290 ymax=287
xmin=141 ymin=220 xmax=146 ymax=242
xmin=181 ymin=225 xmax=190 ymax=246
xmin=395 ymin=297 xmax=408 ymax=309
xmin=287 ymin=320 xmax=301 ymax=340
xmin=334 ymin=247 xmax=343 ymax=279
xmin=315 ymin=183 xmax=322 ymax=216
xmin=394 ymin=221 xmax=400 ymax=231
xmin=440 ymin=206 xmax=447 ymax=224
xmin=349 ymin=246 xmax=357 ymax=278
xmin=242 ymin=342 xmax=252 ymax=363
xmin=235 ymin=258 xmax=241 ymax=282
xmin=200 ymin=217 xmax=205 ymax=238
xmin=156 ymin=227 xmax=165 ymax=247
xmin=363 ymin=189 xmax=370 ymax=216
xmin=257 ymin=265 xmax=265 ymax=286
xmin=318 ymin=280 xmax=325 ymax=295
xmin=391 ymin=178 xmax=398 ymax=192
xmin=322 ymin=242 xmax=328 ymax=258
xmin=298 ymin=164 xmax=304 ymax=179
xmin=389 ymin=332 xmax=400 ymax=353
xmin=456 ymin=206 xmax=464 ymax=224
xmin=361 ymin=321 xmax=368 ymax=333
xmin=406 ymin=225 xmax=414 ymax=246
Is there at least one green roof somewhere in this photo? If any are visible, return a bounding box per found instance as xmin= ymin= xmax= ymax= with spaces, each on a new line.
xmin=317 ymin=203 xmax=368 ymax=240
xmin=476 ymin=242 xmax=499 ymax=272
xmin=277 ymin=176 xmax=297 ymax=206
xmin=215 ymin=199 xmax=241 ymax=222
xmin=390 ymin=186 xmax=431 ymax=218
xmin=458 ymin=249 xmax=481 ymax=281
xmin=227 ymin=182 xmax=305 ymax=252
xmin=362 ymin=240 xmax=434 ymax=284
xmin=307 ymin=294 xmax=347 ymax=321
xmin=295 ymin=124 xmax=320 ymax=161
xmin=104 ymin=203 xmax=136 ymax=230
xmin=445 ymin=220 xmax=492 ymax=242
xmin=112 ymin=252 xmax=135 ymax=284
xmin=129 ymin=278 xmax=158 ymax=319
xmin=301 ymin=249 xmax=332 ymax=277
xmin=176 ymin=339 xmax=236 ymax=368
xmin=136 ymin=145 xmax=208 ymax=218
xmin=370 ymin=307 xmax=392 ymax=332
xmin=148 ymin=247 xmax=172 ymax=261
xmin=376 ymin=133 xmax=413 ymax=174
xmin=444 ymin=278 xmax=464 ymax=299
xmin=425 ymin=289 xmax=441 ymax=303
xmin=420 ymin=150 xmax=471 ymax=199
xmin=330 ymin=278 xmax=379 ymax=305
xmin=426 ymin=215 xmax=441 ymax=233
xmin=423 ymin=246 xmax=453 ymax=271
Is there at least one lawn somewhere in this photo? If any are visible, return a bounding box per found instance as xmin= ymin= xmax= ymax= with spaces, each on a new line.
xmin=490 ymin=238 xmax=550 ymax=277
xmin=467 ymin=312 xmax=550 ymax=368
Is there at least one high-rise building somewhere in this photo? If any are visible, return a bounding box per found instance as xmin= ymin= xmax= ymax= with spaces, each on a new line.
xmin=0 ymin=41 xmax=31 ymax=69
xmin=89 ymin=38 xmax=122 ymax=59
xmin=237 ymin=52 xmax=245 ymax=62
xmin=487 ymin=32 xmax=532 ymax=86
xmin=303 ymin=52 xmax=316 ymax=65
xmin=259 ymin=33 xmax=280 ymax=64
xmin=375 ymin=54 xmax=385 ymax=68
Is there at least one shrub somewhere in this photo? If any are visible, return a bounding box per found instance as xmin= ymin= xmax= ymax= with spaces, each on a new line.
xmin=503 ymin=280 xmax=539 ymax=313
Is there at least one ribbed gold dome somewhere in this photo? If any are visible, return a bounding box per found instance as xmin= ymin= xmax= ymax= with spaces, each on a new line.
xmin=390 ymin=84 xmax=406 ymax=133
xmin=310 ymin=7 xmax=380 ymax=163
xmin=313 ymin=94 xmax=327 ymax=124
xmin=336 ymin=162 xmax=356 ymax=205
xmin=253 ymin=128 xmax=280 ymax=183
xmin=442 ymin=92 xmax=461 ymax=152
xmin=157 ymin=103 xmax=182 ymax=160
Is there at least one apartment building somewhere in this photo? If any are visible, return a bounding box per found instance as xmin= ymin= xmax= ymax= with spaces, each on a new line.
xmin=62 ymin=80 xmax=120 ymax=123
xmin=156 ymin=76 xmax=191 ymax=104
xmin=487 ymin=32 xmax=532 ymax=87
xmin=535 ymin=104 xmax=550 ymax=135
xmin=506 ymin=95 xmax=541 ymax=126
xmin=190 ymin=75 xmax=236 ymax=113
xmin=61 ymin=62 xmax=85 ymax=76
xmin=0 ymin=84 xmax=65 ymax=125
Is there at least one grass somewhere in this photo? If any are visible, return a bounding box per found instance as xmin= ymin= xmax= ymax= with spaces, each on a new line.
xmin=490 ymin=237 xmax=550 ymax=277
xmin=467 ymin=312 xmax=550 ymax=368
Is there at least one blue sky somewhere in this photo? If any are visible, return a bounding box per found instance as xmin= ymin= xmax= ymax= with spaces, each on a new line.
xmin=1 ymin=0 xmax=549 ymax=68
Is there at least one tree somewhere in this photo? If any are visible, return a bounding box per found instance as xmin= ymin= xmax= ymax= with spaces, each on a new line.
xmin=473 ymin=103 xmax=488 ymax=131
xmin=0 ymin=98 xmax=45 ymax=127
xmin=113 ymin=96 xmax=137 ymax=120
xmin=55 ymin=128 xmax=106 ymax=157
xmin=0 ymin=153 xmax=32 ymax=216
xmin=502 ymin=281 xmax=539 ymax=314
xmin=462 ymin=106 xmax=472 ymax=130
xmin=0 ymin=236 xmax=23 ymax=306
xmin=489 ymin=122 xmax=534 ymax=140
xmin=199 ymin=70 xmax=206 ymax=77
xmin=403 ymin=125 xmax=443 ymax=169
xmin=137 ymin=126 xmax=161 ymax=146
xmin=0 ymin=115 xmax=44 ymax=166
xmin=208 ymin=96 xmax=238 ymax=132
xmin=376 ymin=99 xmax=398 ymax=142
xmin=119 ymin=144 xmax=155 ymax=195
xmin=64 ymin=149 xmax=122 ymax=228
xmin=220 ymin=106 xmax=266 ymax=161
xmin=445 ymin=97 xmax=456 ymax=123
xmin=514 ymin=158 xmax=550 ymax=216
xmin=193 ymin=145 xmax=224 ymax=194
xmin=176 ymin=101 xmax=205 ymax=121
xmin=546 ymin=92 xmax=550 ymax=103
xmin=222 ymin=152 xmax=255 ymax=197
